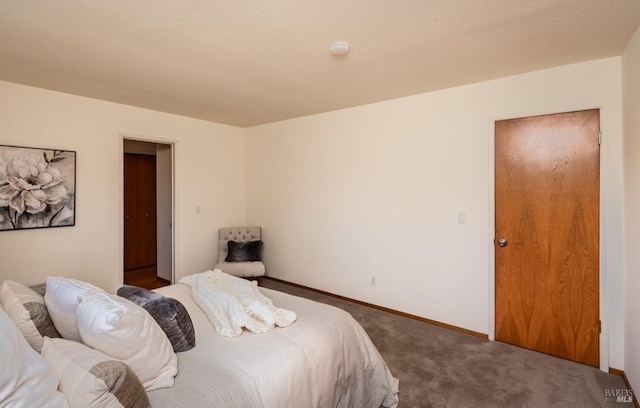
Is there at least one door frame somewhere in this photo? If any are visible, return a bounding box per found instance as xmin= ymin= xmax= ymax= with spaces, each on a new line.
xmin=119 ymin=133 xmax=178 ymax=286
xmin=487 ymin=107 xmax=609 ymax=372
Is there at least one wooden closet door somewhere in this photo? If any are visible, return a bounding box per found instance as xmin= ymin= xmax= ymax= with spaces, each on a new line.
xmin=123 ymin=154 xmax=139 ymax=271
xmin=124 ymin=153 xmax=157 ymax=271
xmin=136 ymin=154 xmax=157 ymax=268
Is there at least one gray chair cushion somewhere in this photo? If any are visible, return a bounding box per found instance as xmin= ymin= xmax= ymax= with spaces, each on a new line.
xmin=214 ymin=261 xmax=266 ymax=278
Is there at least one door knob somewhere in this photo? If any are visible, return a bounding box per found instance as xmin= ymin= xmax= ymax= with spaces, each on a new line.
xmin=497 ymin=238 xmax=508 ymax=247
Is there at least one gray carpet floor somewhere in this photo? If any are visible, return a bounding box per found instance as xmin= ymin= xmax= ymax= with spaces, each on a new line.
xmin=259 ymin=277 xmax=633 ymax=408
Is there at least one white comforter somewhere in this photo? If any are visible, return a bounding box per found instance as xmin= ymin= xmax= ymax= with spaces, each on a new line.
xmin=179 ymin=270 xmax=296 ymax=337
xmin=148 ymin=283 xmax=399 ymax=408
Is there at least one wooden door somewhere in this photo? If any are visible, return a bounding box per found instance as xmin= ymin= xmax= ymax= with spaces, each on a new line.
xmin=136 ymin=154 xmax=157 ymax=267
xmin=123 ymin=154 xmax=139 ymax=271
xmin=123 ymin=153 xmax=157 ymax=271
xmin=495 ymin=109 xmax=600 ymax=367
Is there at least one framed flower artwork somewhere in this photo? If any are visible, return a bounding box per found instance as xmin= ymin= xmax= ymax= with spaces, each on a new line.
xmin=0 ymin=145 xmax=76 ymax=231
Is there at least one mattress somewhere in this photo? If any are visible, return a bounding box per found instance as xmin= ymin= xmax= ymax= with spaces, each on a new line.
xmin=148 ymin=283 xmax=399 ymax=408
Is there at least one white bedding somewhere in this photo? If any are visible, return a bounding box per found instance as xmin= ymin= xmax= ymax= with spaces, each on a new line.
xmin=148 ymin=283 xmax=399 ymax=408
xmin=179 ymin=270 xmax=297 ymax=337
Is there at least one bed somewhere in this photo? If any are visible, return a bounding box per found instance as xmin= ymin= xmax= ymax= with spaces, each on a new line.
xmin=0 ymin=275 xmax=398 ymax=408
xmin=148 ymin=282 xmax=399 ymax=407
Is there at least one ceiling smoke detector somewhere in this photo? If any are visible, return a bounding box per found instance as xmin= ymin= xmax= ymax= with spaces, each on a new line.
xmin=329 ymin=41 xmax=350 ymax=56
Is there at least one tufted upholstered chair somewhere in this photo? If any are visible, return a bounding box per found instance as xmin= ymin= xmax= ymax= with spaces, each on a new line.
xmin=214 ymin=227 xmax=266 ymax=278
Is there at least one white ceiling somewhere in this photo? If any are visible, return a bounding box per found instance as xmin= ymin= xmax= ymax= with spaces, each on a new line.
xmin=1 ymin=0 xmax=639 ymax=127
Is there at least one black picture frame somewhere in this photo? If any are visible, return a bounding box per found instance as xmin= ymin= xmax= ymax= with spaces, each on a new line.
xmin=0 ymin=144 xmax=76 ymax=231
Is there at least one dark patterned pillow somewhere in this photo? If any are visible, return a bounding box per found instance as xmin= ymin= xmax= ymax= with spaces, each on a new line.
xmin=116 ymin=285 xmax=195 ymax=352
xmin=225 ymin=240 xmax=263 ymax=262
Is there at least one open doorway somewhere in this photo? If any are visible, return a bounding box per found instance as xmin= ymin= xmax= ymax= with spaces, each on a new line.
xmin=123 ymin=139 xmax=173 ymax=289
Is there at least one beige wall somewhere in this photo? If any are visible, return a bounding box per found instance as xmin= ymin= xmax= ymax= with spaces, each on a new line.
xmin=0 ymin=55 xmax=630 ymax=373
xmin=0 ymin=80 xmax=246 ymax=291
xmin=246 ymin=57 xmax=624 ymax=370
xmin=623 ymin=25 xmax=640 ymax=394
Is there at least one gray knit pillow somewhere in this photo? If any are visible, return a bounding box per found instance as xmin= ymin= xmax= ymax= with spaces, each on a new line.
xmin=116 ymin=285 xmax=195 ymax=352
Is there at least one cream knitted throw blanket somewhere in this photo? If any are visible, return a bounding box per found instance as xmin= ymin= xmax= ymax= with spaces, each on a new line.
xmin=179 ymin=270 xmax=297 ymax=338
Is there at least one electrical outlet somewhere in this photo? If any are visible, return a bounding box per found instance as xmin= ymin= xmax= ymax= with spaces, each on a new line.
xmin=371 ymin=276 xmax=377 ymax=287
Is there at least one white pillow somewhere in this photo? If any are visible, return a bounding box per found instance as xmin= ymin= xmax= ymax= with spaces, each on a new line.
xmin=41 ymin=337 xmax=150 ymax=408
xmin=0 ymin=307 xmax=69 ymax=408
xmin=0 ymin=280 xmax=61 ymax=352
xmin=45 ymin=277 xmax=103 ymax=341
xmin=77 ymin=292 xmax=178 ymax=391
